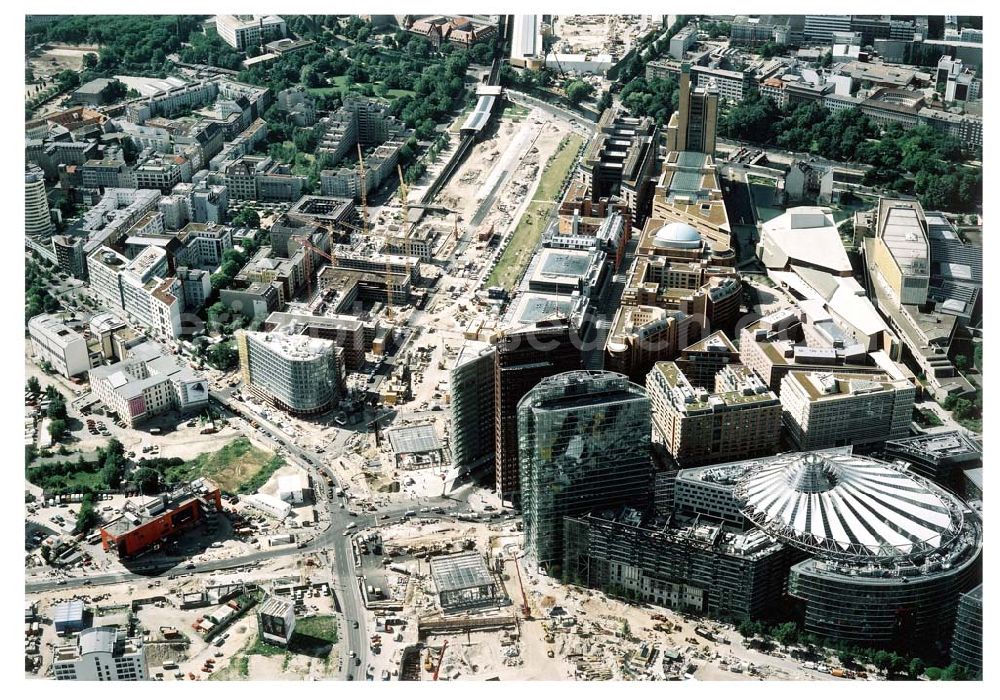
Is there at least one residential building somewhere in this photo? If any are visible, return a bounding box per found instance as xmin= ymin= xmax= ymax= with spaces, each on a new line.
xmin=215 ymin=14 xmax=287 ymax=51
xmin=449 ymin=340 xmax=497 ymax=478
xmin=648 ymin=362 xmax=782 ymax=468
xmin=175 ymin=267 xmax=212 ymax=311
xmin=28 ymin=314 xmax=93 ymax=378
xmin=494 ymin=318 xmax=583 ymax=503
xmin=785 ymin=160 xmax=835 ymax=204
xmin=25 ymin=164 xmax=54 ymax=239
xmin=88 ymin=341 xmax=209 ymax=427
xmin=518 ymin=371 xmax=652 ymax=572
xmin=780 ymin=370 xmax=915 ymax=450
xmin=237 ymin=329 xmax=341 ymax=415
xmin=52 ymin=627 xmax=148 ymax=681
xmin=51 ymin=234 xmax=87 ymax=278
xmin=665 ymin=63 xmax=719 ymax=155
xmin=674 ymin=331 xmax=741 ymax=389
xmin=579 ymin=108 xmax=659 ymax=227
xmin=563 ymin=508 xmax=793 ymax=620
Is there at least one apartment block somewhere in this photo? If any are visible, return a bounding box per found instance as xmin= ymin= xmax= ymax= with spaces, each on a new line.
xmin=89 ymin=341 xmax=209 ymax=427
xmin=52 ymin=627 xmax=148 ymax=681
xmin=780 ymin=370 xmax=915 ymax=450
xmin=648 ymin=362 xmax=782 ymax=468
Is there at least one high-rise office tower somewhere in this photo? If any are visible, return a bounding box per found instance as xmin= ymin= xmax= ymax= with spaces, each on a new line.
xmin=26 ymin=163 xmax=54 ymax=239
xmin=449 ymin=340 xmax=497 ymax=477
xmin=518 ymin=370 xmax=652 ymax=572
xmin=494 ymin=318 xmax=582 ymax=503
xmin=665 ymin=63 xmax=719 ymax=155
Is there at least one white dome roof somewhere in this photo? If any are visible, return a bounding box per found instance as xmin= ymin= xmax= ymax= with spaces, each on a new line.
xmin=653 ymin=222 xmax=702 ymax=249
xmin=733 ymin=452 xmax=964 ymax=563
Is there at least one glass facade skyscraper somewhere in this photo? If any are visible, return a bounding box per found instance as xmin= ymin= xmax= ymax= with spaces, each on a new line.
xmin=518 ymin=370 xmax=652 ymax=573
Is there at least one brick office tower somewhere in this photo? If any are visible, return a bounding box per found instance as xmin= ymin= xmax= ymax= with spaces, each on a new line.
xmin=494 ymin=318 xmax=582 ymax=505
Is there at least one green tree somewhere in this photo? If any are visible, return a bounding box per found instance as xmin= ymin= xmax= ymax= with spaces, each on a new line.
xmin=74 ymin=494 xmax=99 ymax=534
xmin=955 ymin=354 xmax=969 ymax=372
xmin=207 ymin=341 xmax=238 ymax=370
xmin=134 ymin=467 xmax=161 ymax=495
xmin=48 ymin=419 xmax=67 ymax=442
xmin=770 ymin=621 xmax=799 ymax=647
xmin=231 ymin=206 xmax=261 ymax=229
xmin=908 ymin=657 xmax=925 ymax=679
xmin=47 ymin=395 xmax=67 ymax=420
xmin=26 ymin=376 xmax=41 ymax=395
xmin=565 ymin=80 xmax=594 ymax=105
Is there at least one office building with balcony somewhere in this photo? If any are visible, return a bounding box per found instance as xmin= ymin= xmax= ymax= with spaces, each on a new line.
xmin=780 ymin=370 xmax=915 ymax=451
xmin=518 ymin=371 xmax=652 ymax=573
xmin=648 ymin=362 xmax=781 ymax=468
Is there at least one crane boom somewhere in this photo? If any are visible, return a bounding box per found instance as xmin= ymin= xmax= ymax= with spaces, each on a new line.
xmin=432 ymin=639 xmax=448 ymax=681
xmin=513 ymin=554 xmax=531 ymax=619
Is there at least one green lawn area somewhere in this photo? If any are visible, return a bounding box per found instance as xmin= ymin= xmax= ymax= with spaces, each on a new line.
xmin=486 ymin=134 xmax=584 ymax=290
xmin=246 ymin=615 xmax=339 ymax=660
xmin=499 ymin=102 xmax=531 ymax=122
xmin=164 ymin=438 xmax=284 ymax=494
xmin=913 ymin=408 xmax=943 ymax=428
xmin=307 ymin=76 xmax=415 ymax=99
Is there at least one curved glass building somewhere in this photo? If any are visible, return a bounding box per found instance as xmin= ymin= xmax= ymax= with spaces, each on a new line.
xmin=732 ymin=452 xmax=982 ymax=649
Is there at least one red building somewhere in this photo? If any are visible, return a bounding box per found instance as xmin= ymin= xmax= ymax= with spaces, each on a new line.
xmin=100 ymin=479 xmax=222 ymax=559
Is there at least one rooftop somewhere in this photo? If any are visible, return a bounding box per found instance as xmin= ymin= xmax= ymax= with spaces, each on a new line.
xmin=877 ymin=199 xmax=929 ymax=276
xmin=387 ymin=424 xmax=441 ymax=455
xmin=430 ymin=552 xmax=495 ymax=592
xmin=733 ymin=452 xmax=968 ymax=563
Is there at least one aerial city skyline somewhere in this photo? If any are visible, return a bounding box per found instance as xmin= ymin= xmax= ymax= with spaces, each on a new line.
xmin=23 ymin=12 xmax=982 ymax=683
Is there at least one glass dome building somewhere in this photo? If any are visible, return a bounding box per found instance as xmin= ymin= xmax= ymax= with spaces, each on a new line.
xmin=732 ymin=452 xmax=982 ymax=649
